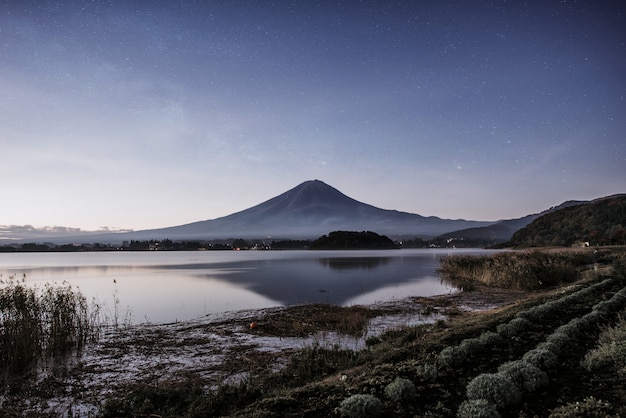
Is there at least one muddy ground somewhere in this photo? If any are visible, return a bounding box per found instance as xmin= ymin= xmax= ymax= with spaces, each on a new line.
xmin=0 ymin=285 xmax=533 ymax=416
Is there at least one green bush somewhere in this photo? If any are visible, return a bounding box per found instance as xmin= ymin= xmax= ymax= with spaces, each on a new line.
xmin=438 ymin=345 xmax=467 ymax=368
xmin=438 ymin=336 xmax=488 ymax=368
xmin=497 ymin=360 xmax=549 ymax=393
xmin=459 ymin=337 xmax=484 ymax=356
xmin=466 ymin=373 xmax=521 ymax=408
xmin=522 ymin=348 xmax=559 ymax=370
xmin=337 ymin=394 xmax=385 ymax=418
xmin=479 ymin=331 xmax=502 ymax=346
xmin=555 ymin=319 xmax=583 ymax=339
xmin=457 ymin=399 xmax=501 ymax=418
xmin=543 ymin=331 xmax=573 ymax=354
xmin=496 ymin=317 xmax=530 ymax=338
xmin=384 ymin=377 xmax=417 ymax=404
xmin=516 ymin=300 xmax=561 ymax=322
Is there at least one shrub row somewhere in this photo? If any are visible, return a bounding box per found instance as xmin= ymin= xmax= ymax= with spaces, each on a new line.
xmin=437 ymin=331 xmax=504 ymax=368
xmin=459 ymin=360 xmax=550 ymax=415
xmin=439 ymin=278 xmax=614 ymax=369
xmin=337 ymin=377 xmax=418 ymax=417
xmin=516 ymin=278 xmax=615 ymax=322
xmin=581 ymin=311 xmax=626 ymax=374
xmin=337 ymin=266 xmax=625 ymax=417
xmin=459 ymin=282 xmax=626 ymax=417
xmin=433 ymin=278 xmax=624 ymax=416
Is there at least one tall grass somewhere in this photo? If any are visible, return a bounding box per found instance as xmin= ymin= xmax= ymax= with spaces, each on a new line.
xmin=0 ymin=275 xmax=98 ymax=378
xmin=439 ymin=251 xmax=589 ymax=290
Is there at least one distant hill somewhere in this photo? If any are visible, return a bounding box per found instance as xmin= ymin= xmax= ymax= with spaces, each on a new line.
xmin=433 ymin=200 xmax=589 ymax=247
xmin=38 ymin=180 xmax=493 ymax=243
xmin=309 ymin=231 xmax=398 ymax=250
xmin=502 ymin=194 xmax=626 ymax=247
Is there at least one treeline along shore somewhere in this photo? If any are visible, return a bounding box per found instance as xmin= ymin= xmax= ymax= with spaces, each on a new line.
xmin=0 ymin=231 xmax=431 ymax=252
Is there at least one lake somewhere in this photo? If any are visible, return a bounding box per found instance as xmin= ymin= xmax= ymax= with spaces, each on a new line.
xmin=0 ymin=249 xmax=496 ymax=324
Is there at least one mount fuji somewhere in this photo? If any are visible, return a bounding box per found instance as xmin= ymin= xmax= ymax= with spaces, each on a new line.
xmin=68 ymin=180 xmax=493 ymax=243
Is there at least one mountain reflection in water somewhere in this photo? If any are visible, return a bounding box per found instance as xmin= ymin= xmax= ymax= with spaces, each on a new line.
xmin=317 ymin=257 xmax=392 ymax=271
xmin=0 ymin=249 xmax=497 ymax=324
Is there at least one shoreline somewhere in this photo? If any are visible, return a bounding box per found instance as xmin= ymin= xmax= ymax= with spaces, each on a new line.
xmin=18 ymin=285 xmax=534 ymax=416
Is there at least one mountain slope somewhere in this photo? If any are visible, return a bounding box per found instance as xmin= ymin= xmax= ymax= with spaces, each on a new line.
xmin=121 ymin=180 xmax=493 ymax=241
xmin=504 ymin=194 xmax=626 ymax=247
xmin=35 ymin=180 xmax=493 ymax=243
xmin=435 ymin=200 xmax=590 ymax=246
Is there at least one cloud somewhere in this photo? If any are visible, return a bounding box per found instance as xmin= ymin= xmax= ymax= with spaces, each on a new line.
xmin=0 ymin=224 xmax=133 ymax=242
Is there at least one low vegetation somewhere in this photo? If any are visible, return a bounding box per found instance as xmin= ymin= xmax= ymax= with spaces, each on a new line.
xmin=581 ymin=310 xmax=626 ymax=375
xmin=251 ymin=304 xmax=388 ymax=338
xmin=438 ymin=250 xmax=591 ymax=290
xmin=0 ymin=276 xmax=98 ymax=380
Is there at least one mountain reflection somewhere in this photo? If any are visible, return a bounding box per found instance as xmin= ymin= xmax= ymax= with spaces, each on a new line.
xmin=1 ymin=249 xmax=497 ymax=324
xmin=198 ymin=254 xmax=444 ymax=306
xmin=317 ymin=257 xmax=391 ymax=271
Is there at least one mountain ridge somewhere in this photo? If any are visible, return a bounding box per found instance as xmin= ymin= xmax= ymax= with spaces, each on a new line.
xmin=433 ymin=199 xmax=591 ymax=246
xmin=502 ymin=194 xmax=626 ymax=247
xmin=2 ymin=181 xmax=617 ymax=245
xmin=108 ymin=180 xmax=492 ymax=242
xmin=2 ymin=180 xmax=490 ymax=243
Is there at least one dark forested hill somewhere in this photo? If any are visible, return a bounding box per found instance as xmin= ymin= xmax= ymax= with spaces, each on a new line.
xmin=309 ymin=231 xmax=398 ymax=250
xmin=504 ymin=195 xmax=626 ymax=247
xmin=434 ymin=200 xmax=588 ymax=247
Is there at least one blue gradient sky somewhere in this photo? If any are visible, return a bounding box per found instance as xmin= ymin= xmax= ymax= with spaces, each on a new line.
xmin=1 ymin=1 xmax=624 ymax=231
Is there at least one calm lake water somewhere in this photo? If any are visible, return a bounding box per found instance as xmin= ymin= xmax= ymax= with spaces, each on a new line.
xmin=0 ymin=249 xmax=496 ymax=324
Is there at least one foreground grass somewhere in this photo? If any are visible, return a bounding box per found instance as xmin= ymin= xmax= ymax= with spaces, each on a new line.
xmin=96 ymin=249 xmax=626 ymax=417
xmin=0 ymin=276 xmax=97 ymax=380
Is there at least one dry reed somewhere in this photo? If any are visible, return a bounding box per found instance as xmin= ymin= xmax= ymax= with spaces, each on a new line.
xmin=438 ymin=251 xmax=588 ymax=290
xmin=0 ymin=275 xmax=98 ymax=379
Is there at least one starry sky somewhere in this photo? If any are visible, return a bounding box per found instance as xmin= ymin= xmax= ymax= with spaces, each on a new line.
xmin=1 ymin=0 xmax=624 ymax=232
